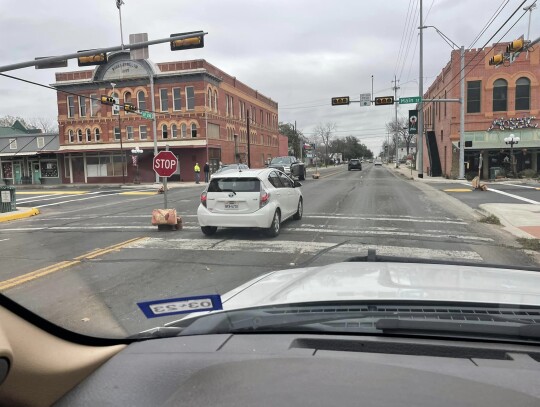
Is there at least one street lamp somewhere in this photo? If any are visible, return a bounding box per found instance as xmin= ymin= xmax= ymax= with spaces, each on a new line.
xmin=131 ymin=146 xmax=143 ymax=184
xmin=504 ymin=134 xmax=520 ymax=177
xmin=111 ymin=82 xmax=125 ymax=184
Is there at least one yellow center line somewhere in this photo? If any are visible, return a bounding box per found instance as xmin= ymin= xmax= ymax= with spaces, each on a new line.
xmin=0 ymin=237 xmax=146 ymax=291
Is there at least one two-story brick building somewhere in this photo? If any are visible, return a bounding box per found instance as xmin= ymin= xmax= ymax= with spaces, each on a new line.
xmin=53 ymin=51 xmax=280 ymax=183
xmin=422 ymin=42 xmax=539 ymax=179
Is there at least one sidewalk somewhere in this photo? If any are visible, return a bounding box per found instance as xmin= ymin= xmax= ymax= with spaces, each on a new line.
xmin=387 ymin=164 xmax=540 ymax=241
xmin=0 ymin=207 xmax=40 ymax=223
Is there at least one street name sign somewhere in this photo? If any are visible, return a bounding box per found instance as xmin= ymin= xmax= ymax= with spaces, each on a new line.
xmin=399 ymin=96 xmax=421 ymax=104
xmin=153 ymin=151 xmax=178 ymax=177
xmin=141 ymin=111 xmax=154 ymax=120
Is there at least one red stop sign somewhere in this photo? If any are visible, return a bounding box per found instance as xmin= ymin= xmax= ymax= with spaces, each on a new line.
xmin=153 ymin=151 xmax=178 ymax=177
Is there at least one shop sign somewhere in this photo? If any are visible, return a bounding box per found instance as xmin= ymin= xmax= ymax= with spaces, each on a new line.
xmin=488 ymin=116 xmax=537 ymax=131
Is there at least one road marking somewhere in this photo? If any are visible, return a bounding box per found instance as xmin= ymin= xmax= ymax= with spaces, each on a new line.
xmin=17 ymin=190 xmax=119 ymax=205
xmin=443 ymin=188 xmax=472 ymax=192
xmin=304 ymin=215 xmax=467 ymax=224
xmin=496 ymin=183 xmax=538 ymax=189
xmin=119 ymin=191 xmax=157 ymax=195
xmin=16 ymin=191 xmax=88 ymax=195
xmin=0 ymin=237 xmax=146 ymax=291
xmin=125 ymin=238 xmax=483 ymax=261
xmin=486 ymin=187 xmax=540 ymax=204
xmin=0 ymin=238 xmax=9 ymax=242
xmin=34 ymin=190 xmax=139 ymax=208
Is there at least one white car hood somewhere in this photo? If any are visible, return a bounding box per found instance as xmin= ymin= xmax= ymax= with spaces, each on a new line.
xmin=220 ymin=262 xmax=540 ymax=310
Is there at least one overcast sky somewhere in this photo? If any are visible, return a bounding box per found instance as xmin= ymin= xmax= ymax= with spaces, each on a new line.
xmin=1 ymin=0 xmax=537 ymax=154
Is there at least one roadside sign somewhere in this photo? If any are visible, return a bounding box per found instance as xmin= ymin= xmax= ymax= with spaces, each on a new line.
xmin=153 ymin=151 xmax=178 ymax=177
xmin=1 ymin=191 xmax=10 ymax=203
xmin=399 ymin=96 xmax=421 ymax=104
xmin=141 ymin=111 xmax=154 ymax=120
xmin=113 ymin=97 xmax=120 ymax=113
xmin=360 ymin=93 xmax=371 ymax=106
xmin=409 ymin=110 xmax=418 ymax=135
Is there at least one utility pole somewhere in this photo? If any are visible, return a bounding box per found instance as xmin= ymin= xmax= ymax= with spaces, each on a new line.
xmin=418 ymin=0 xmax=424 ymax=178
xmin=246 ymin=109 xmax=251 ymax=167
xmin=111 ymin=82 xmax=125 ymax=184
xmin=458 ymin=45 xmax=465 ymax=179
xmin=392 ymin=75 xmax=400 ymax=168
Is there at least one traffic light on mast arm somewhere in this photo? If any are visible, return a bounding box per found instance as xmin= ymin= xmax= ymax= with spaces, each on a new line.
xmin=374 ymin=96 xmax=394 ymax=106
xmin=100 ymin=96 xmax=116 ymax=106
xmin=506 ymin=38 xmax=525 ymax=53
xmin=170 ymin=32 xmax=204 ymax=51
xmin=331 ymin=96 xmax=350 ymax=106
xmin=124 ymin=103 xmax=137 ymax=113
xmin=488 ymin=53 xmax=505 ymax=66
xmin=77 ymin=51 xmax=108 ymax=67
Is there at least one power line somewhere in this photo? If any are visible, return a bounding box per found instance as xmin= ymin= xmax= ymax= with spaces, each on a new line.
xmin=394 ymin=0 xmax=415 ymax=76
xmin=397 ymin=0 xmax=420 ymax=80
xmin=468 ymin=0 xmax=510 ymax=48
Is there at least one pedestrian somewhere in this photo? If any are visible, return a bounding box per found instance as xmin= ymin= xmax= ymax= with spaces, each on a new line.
xmin=194 ymin=162 xmax=201 ymax=184
xmin=203 ymin=162 xmax=210 ymax=183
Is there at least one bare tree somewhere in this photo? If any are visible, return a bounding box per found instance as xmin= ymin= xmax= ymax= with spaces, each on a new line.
xmin=313 ymin=122 xmax=337 ymax=167
xmin=27 ymin=117 xmax=58 ymax=133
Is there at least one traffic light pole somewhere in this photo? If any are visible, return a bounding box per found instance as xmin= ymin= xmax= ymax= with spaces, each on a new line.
xmin=246 ymin=110 xmax=251 ymax=167
xmin=418 ymin=0 xmax=424 ymax=178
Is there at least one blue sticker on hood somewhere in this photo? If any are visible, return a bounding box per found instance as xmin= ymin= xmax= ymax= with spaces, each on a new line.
xmin=137 ymin=294 xmax=223 ymax=318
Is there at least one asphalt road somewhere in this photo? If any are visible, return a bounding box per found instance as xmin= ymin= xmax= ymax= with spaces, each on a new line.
xmin=0 ymin=164 xmax=537 ymax=338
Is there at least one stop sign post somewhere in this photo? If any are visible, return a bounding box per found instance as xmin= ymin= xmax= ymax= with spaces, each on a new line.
xmin=153 ymin=150 xmax=178 ymax=209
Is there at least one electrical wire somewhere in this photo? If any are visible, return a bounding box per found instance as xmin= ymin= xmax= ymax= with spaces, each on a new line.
xmin=394 ymin=0 xmax=415 ymax=77
xmin=397 ymin=0 xmax=420 ymax=81
xmin=467 ymin=0 xmax=510 ymax=48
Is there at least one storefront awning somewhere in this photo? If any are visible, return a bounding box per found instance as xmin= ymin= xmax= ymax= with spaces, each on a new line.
xmin=0 ymin=152 xmax=39 ymax=157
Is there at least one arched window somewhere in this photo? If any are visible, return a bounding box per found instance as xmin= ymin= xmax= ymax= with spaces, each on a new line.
xmin=171 ymin=124 xmax=178 ymax=138
xmin=515 ymin=77 xmax=530 ymax=110
xmin=492 ymin=79 xmax=507 ymax=112
xmin=77 ymin=129 xmax=83 ymax=142
xmin=86 ymin=128 xmax=91 ymax=142
xmin=94 ymin=128 xmax=100 ymax=142
xmin=181 ymin=123 xmax=187 ymax=138
xmin=208 ymin=88 xmax=212 ymax=110
xmin=137 ymin=91 xmax=146 ymax=111
xmin=213 ymin=90 xmax=218 ymax=112
xmin=162 ymin=124 xmax=168 ymax=139
xmin=68 ymin=130 xmax=74 ymax=143
xmin=191 ymin=123 xmax=197 ymax=138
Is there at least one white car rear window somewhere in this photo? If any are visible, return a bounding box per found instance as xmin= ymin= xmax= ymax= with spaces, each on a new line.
xmin=208 ymin=178 xmax=261 ymax=193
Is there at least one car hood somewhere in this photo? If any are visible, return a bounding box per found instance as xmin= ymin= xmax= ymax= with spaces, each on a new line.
xmin=220 ymin=262 xmax=540 ymax=309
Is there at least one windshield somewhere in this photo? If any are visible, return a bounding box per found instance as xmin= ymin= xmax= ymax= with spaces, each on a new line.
xmin=0 ymin=0 xmax=539 ymax=343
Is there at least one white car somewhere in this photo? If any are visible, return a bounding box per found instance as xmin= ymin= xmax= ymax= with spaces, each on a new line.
xmin=197 ymin=168 xmax=303 ymax=237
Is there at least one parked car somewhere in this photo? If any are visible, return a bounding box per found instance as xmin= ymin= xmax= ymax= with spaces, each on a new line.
xmin=348 ymin=159 xmax=362 ymax=171
xmin=198 ymin=168 xmax=303 ymax=237
xmin=211 ymin=163 xmax=249 ymax=178
xmin=268 ymin=156 xmax=306 ymax=180
xmin=374 ymin=159 xmax=383 ymax=166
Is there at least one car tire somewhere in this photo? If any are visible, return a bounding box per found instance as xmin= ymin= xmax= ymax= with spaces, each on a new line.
xmin=266 ymin=210 xmax=281 ymax=237
xmin=201 ymin=226 xmax=217 ymax=236
xmin=293 ymin=199 xmax=303 ymax=220
xmin=299 ymin=168 xmax=306 ymax=181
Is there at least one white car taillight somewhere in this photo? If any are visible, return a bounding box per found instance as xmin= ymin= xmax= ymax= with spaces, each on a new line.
xmin=260 ymin=190 xmax=270 ymax=208
xmin=201 ymin=191 xmax=208 ymax=208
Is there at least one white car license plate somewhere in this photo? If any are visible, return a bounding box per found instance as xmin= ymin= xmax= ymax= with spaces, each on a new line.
xmin=224 ymin=202 xmax=239 ymax=209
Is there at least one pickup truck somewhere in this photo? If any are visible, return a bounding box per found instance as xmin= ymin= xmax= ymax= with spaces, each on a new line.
xmin=268 ymin=156 xmax=306 ymax=180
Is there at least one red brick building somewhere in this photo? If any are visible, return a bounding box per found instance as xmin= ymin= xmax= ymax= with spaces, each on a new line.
xmin=422 ymin=42 xmax=539 ymax=178
xmin=54 ymin=52 xmax=280 ymax=183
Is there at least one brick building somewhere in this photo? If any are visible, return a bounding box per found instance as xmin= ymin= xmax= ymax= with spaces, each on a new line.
xmin=53 ymin=51 xmax=280 ymax=183
xmin=422 ymin=42 xmax=539 ymax=179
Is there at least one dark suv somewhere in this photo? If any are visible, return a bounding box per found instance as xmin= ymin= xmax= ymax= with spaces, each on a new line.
xmin=348 ymin=159 xmax=362 ymax=171
xmin=268 ymin=156 xmax=306 ymax=180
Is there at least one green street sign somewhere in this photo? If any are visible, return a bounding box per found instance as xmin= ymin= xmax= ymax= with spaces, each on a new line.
xmin=399 ymin=96 xmax=421 ymax=104
xmin=141 ymin=111 xmax=154 ymax=120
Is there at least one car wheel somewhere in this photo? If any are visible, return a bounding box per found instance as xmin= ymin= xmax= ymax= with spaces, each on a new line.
xmin=293 ymin=199 xmax=303 ymax=220
xmin=266 ymin=210 xmax=281 ymax=237
xmin=299 ymin=168 xmax=306 ymax=181
xmin=201 ymin=226 xmax=217 ymax=236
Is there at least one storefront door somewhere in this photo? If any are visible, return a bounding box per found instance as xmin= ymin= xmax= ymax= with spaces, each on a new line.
xmin=29 ymin=161 xmax=41 ymax=184
xmin=13 ymin=162 xmax=22 ymax=184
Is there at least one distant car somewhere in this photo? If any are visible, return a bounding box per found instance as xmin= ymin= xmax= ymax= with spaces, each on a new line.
xmin=198 ymin=168 xmax=303 ymax=237
xmin=368 ymin=159 xmax=373 ymax=163
xmin=374 ymin=159 xmax=382 ymax=166
xmin=348 ymin=159 xmax=362 ymax=171
xmin=268 ymin=156 xmax=306 ymax=180
xmin=211 ymin=164 xmax=249 ymax=178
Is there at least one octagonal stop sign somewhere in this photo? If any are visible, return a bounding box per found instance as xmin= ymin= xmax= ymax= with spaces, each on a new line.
xmin=153 ymin=151 xmax=178 ymax=178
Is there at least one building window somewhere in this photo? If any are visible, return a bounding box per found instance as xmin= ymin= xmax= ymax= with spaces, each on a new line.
xmin=260 ymin=110 xmax=263 ymax=124
xmin=160 ymin=89 xmax=169 ymax=111
xmin=515 ymin=77 xmax=530 ymax=111
xmin=171 ymin=124 xmax=178 ymax=138
xmin=94 ymin=128 xmax=100 ymax=142
xmin=90 ymin=94 xmax=99 ymax=116
xmin=79 ymin=96 xmax=87 ymax=117
xmin=86 ymin=154 xmax=126 ymax=177
xmin=68 ymin=130 xmax=74 ymax=143
xmin=40 ymin=160 xmax=59 ymax=178
xmin=226 ymin=95 xmax=229 ymax=116
xmin=126 ymin=126 xmax=134 ymax=140
xmin=466 ymin=81 xmax=481 ymax=113
xmin=67 ymin=96 xmax=75 ymax=118
xmin=162 ymin=124 xmax=168 ymax=139
xmin=9 ymin=139 xmax=17 ymax=150
xmin=191 ymin=123 xmax=197 ymax=138
xmin=173 ymin=88 xmax=181 ymax=111
xmin=77 ymin=129 xmax=83 ymax=142
xmin=86 ymin=128 xmax=91 ymax=142
xmin=112 ymin=92 xmax=119 ymax=115
xmin=207 ymin=88 xmax=212 ymax=110
xmin=440 ymin=130 xmax=443 ymax=142
xmin=230 ymin=96 xmax=234 ymax=117
xmin=213 ymin=90 xmax=217 ymax=112
xmin=492 ymin=79 xmax=507 ymax=112
xmin=186 ymin=86 xmax=195 ymax=110
xmin=114 ymin=127 xmax=120 ymax=141
xmin=37 ymin=137 xmax=45 ymax=148
xmin=181 ymin=123 xmax=187 ymax=138
xmin=137 ymin=91 xmax=146 ymax=111
xmin=139 ymin=125 xmax=147 ymax=140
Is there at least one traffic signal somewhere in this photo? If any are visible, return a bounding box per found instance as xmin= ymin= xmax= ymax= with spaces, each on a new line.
xmin=77 ymin=51 xmax=108 ymax=67
xmin=100 ymin=96 xmax=116 ymax=106
xmin=488 ymin=53 xmax=504 ymax=66
xmin=170 ymin=32 xmax=204 ymax=51
xmin=331 ymin=96 xmax=350 ymax=106
xmin=374 ymin=96 xmax=394 ymax=106
xmin=124 ymin=103 xmax=137 ymax=113
xmin=506 ymin=38 xmax=524 ymax=53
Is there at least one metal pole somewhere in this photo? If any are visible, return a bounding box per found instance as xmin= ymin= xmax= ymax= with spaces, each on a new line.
xmin=417 ymin=0 xmax=424 ymax=178
xmin=393 ymin=75 xmax=399 ymax=168
xmin=458 ymin=46 xmax=465 ymax=179
xmin=150 ymin=74 xmax=159 ymax=183
xmin=118 ymin=1 xmax=125 ymax=50
xmin=371 ymin=75 xmax=374 ymax=102
xmin=246 ymin=109 xmax=251 ymax=167
xmin=164 ymin=145 xmax=169 ymax=208
xmin=119 ymin=111 xmax=125 ymax=184
xmin=205 ymin=109 xmax=209 ymax=165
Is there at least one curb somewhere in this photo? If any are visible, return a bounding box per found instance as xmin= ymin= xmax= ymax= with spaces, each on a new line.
xmin=0 ymin=207 xmax=40 ymax=223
